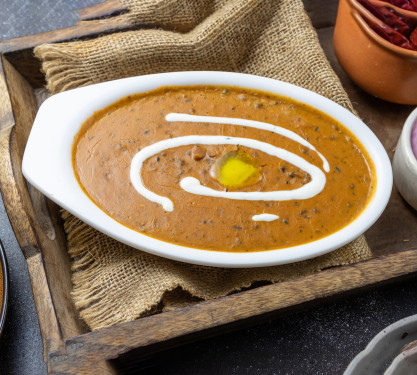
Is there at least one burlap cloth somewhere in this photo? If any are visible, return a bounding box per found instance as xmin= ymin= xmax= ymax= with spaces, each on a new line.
xmin=34 ymin=0 xmax=372 ymax=331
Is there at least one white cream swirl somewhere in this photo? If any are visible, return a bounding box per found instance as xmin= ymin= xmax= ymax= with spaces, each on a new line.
xmin=252 ymin=214 xmax=280 ymax=222
xmin=130 ymin=133 xmax=327 ymax=212
xmin=166 ymin=113 xmax=330 ymax=172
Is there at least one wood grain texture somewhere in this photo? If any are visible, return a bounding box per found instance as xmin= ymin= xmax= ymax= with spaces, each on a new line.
xmin=0 ymin=60 xmax=14 ymax=130
xmin=4 ymin=49 xmax=45 ymax=88
xmin=0 ymin=57 xmax=40 ymax=259
xmin=0 ymin=58 xmax=64 ymax=366
xmin=0 ymin=1 xmax=416 ymax=373
xmin=26 ymin=255 xmax=115 ymax=374
xmin=27 ymin=254 xmax=63 ymax=364
xmin=1 ymin=56 xmax=87 ymax=341
xmin=77 ymin=0 xmax=126 ymax=20
xmin=46 ymin=249 xmax=417 ymax=373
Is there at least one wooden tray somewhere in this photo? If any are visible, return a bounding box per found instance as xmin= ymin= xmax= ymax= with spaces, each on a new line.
xmin=0 ymin=1 xmax=416 ymax=373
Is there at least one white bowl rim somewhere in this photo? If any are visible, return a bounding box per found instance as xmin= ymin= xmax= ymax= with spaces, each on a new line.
xmin=22 ymin=71 xmax=393 ymax=268
xmin=400 ymin=107 xmax=417 ymax=165
xmin=344 ymin=314 xmax=417 ymax=375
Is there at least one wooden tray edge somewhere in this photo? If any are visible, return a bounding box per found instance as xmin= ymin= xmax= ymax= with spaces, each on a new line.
xmin=0 ymin=5 xmax=416 ymax=372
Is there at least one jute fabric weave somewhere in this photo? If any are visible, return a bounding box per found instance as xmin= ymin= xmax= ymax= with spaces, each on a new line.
xmin=35 ymin=0 xmax=372 ymax=331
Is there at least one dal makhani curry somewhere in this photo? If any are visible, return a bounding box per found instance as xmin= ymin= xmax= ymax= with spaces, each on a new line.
xmin=72 ymin=85 xmax=375 ymax=252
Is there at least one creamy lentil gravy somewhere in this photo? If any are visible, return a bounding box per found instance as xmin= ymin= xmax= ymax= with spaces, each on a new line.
xmin=73 ymin=85 xmax=375 ymax=252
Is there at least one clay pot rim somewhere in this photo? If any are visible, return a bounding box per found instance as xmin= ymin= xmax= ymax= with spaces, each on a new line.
xmin=348 ymin=0 xmax=417 ymax=57
xmin=367 ymin=0 xmax=417 ymax=19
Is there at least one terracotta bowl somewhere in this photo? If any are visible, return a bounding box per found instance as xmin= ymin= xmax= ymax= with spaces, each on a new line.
xmin=334 ymin=0 xmax=417 ymax=105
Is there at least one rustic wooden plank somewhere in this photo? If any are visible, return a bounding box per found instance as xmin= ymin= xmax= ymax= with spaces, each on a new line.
xmin=0 ymin=128 xmax=39 ymax=258
xmin=0 ymin=59 xmax=63 ymax=362
xmin=77 ymin=0 xmax=126 ymax=21
xmin=0 ymin=57 xmax=40 ymax=258
xmin=0 ymin=59 xmax=14 ymax=129
xmin=2 ymin=57 xmax=38 ymax=157
xmin=27 ymin=254 xmax=63 ymax=365
xmin=47 ymin=249 xmax=417 ymax=373
xmin=26 ymin=254 xmax=115 ymax=374
xmin=1 ymin=56 xmax=88 ymax=341
xmin=75 ymin=14 xmax=130 ymax=27
xmin=4 ymin=49 xmax=45 ymax=88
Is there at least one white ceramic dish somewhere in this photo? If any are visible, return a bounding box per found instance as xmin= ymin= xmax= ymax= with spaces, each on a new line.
xmin=393 ymin=107 xmax=417 ymax=211
xmin=22 ymin=71 xmax=392 ymax=268
xmin=344 ymin=314 xmax=417 ymax=375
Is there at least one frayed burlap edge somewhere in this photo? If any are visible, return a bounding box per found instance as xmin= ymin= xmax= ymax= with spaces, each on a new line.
xmin=63 ymin=212 xmax=371 ymax=330
xmin=34 ymin=0 xmax=373 ymax=330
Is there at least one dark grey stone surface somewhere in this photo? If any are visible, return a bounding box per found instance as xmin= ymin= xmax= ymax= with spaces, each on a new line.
xmin=0 ymin=1 xmax=417 ymax=375
xmin=0 ymin=0 xmax=98 ymax=40
xmin=144 ymin=279 xmax=417 ymax=375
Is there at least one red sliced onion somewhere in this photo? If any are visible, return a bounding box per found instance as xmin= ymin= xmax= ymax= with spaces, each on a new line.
xmin=412 ymin=120 xmax=417 ymax=159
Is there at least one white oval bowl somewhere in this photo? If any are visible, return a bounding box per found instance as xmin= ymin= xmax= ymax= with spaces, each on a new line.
xmin=22 ymin=71 xmax=392 ymax=268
